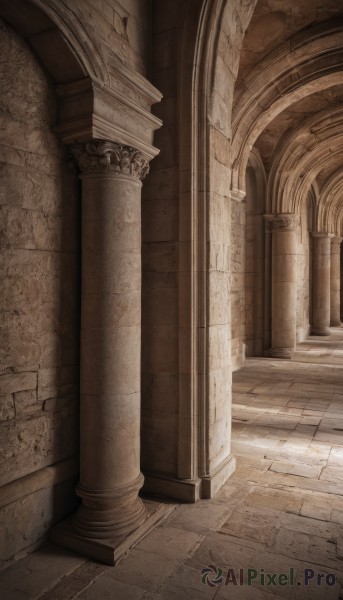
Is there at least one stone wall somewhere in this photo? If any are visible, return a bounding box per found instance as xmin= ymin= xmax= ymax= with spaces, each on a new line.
xmin=0 ymin=20 xmax=80 ymax=564
xmin=82 ymin=0 xmax=152 ymax=77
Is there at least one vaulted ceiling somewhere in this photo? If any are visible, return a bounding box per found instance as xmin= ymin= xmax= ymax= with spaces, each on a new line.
xmin=234 ymin=0 xmax=343 ymax=234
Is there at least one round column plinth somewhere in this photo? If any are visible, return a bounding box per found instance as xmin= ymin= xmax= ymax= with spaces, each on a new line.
xmin=73 ymin=474 xmax=146 ymax=540
xmin=310 ymin=326 xmax=331 ymax=336
xmin=269 ymin=347 xmax=294 ymax=359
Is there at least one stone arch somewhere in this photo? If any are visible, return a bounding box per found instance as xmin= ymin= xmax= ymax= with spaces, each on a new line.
xmin=246 ymin=148 xmax=267 ymax=214
xmin=177 ymin=0 xmax=256 ymax=494
xmin=318 ymin=169 xmax=343 ymax=235
xmin=266 ymin=105 xmax=343 ymax=213
xmin=0 ymin=0 xmax=108 ymax=84
xmin=231 ymin=19 xmax=343 ymax=191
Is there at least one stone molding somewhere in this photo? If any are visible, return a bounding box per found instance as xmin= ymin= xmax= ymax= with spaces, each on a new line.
xmin=312 ymin=231 xmax=335 ymax=238
xmin=71 ymin=140 xmax=150 ymax=180
xmin=56 ymin=78 xmax=162 ymax=159
xmin=265 ymin=214 xmax=300 ymax=232
xmin=0 ymin=458 xmax=78 ymax=510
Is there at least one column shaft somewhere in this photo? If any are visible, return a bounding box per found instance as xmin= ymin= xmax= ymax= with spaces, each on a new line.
xmin=312 ymin=232 xmax=332 ymax=336
xmin=330 ymin=237 xmax=341 ymax=327
xmin=72 ymin=141 xmax=149 ymax=540
xmin=270 ymin=214 xmax=299 ymax=359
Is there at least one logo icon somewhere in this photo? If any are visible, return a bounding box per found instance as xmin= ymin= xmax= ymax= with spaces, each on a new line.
xmin=201 ymin=564 xmax=223 ymax=587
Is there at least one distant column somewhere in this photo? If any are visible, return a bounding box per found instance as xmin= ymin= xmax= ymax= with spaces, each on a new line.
xmin=330 ymin=236 xmax=342 ymax=327
xmin=311 ymin=232 xmax=333 ymax=335
xmin=269 ymin=214 xmax=300 ymax=359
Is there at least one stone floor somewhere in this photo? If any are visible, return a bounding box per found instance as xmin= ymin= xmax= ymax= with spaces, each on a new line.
xmin=1 ymin=330 xmax=343 ymax=599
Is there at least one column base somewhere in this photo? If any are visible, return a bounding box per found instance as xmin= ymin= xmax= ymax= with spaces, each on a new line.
xmin=143 ymin=473 xmax=201 ymax=503
xmin=50 ymin=499 xmax=174 ymax=565
xmin=311 ymin=327 xmax=331 ymax=336
xmin=201 ymin=455 xmax=236 ymax=499
xmin=73 ymin=473 xmax=147 ymax=540
xmin=143 ymin=455 xmax=236 ymax=502
xmin=268 ymin=347 xmax=294 ymax=359
xmin=330 ymin=321 xmax=341 ymax=327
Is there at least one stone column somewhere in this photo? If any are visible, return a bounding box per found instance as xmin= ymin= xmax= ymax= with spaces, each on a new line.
xmin=312 ymin=232 xmax=333 ymax=335
xmin=269 ymin=214 xmax=300 ymax=359
xmin=330 ymin=237 xmax=342 ymax=327
xmin=263 ymin=215 xmax=274 ymax=352
xmin=71 ymin=140 xmax=149 ymax=541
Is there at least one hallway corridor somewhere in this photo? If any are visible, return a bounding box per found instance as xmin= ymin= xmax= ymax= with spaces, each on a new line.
xmin=1 ymin=332 xmax=343 ymax=600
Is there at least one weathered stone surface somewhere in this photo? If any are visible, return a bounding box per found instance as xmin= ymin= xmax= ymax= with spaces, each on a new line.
xmin=0 ymin=479 xmax=78 ymax=566
xmin=0 ymin=395 xmax=15 ymax=422
xmin=0 ymin=413 xmax=78 ymax=487
xmin=0 ymin=373 xmax=37 ymax=396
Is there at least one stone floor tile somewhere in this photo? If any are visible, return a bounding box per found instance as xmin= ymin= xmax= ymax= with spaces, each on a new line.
xmin=220 ymin=505 xmax=279 ymax=547
xmin=186 ymin=531 xmax=256 ymax=571
xmin=328 ymin=447 xmax=343 ymax=466
xmin=166 ymin=500 xmax=236 ymax=535
xmin=106 ymin=548 xmax=178 ymax=591
xmin=77 ymin=575 xmax=144 ymax=600
xmin=320 ymin=466 xmax=343 ymax=483
xmin=314 ymin=432 xmax=343 ymax=445
xmin=244 ymin=488 xmax=302 ymax=514
xmin=269 ymin=461 xmax=322 ymax=479
xmin=215 ymin=583 xmax=287 ymax=599
xmin=135 ymin=526 xmax=202 ymax=560
xmin=38 ymin=562 xmax=108 ymax=600
xmin=158 ymin=565 xmax=218 ymax=599
xmin=300 ymin=499 xmax=332 ymax=522
xmin=331 ymin=509 xmax=343 ymax=525
xmin=0 ymin=544 xmax=84 ymax=600
xmin=253 ymin=414 xmax=300 ymax=430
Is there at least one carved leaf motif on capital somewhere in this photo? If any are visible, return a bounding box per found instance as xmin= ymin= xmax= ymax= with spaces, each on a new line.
xmin=331 ymin=238 xmax=342 ymax=253
xmin=268 ymin=214 xmax=300 ymax=231
xmin=71 ymin=140 xmax=150 ymax=180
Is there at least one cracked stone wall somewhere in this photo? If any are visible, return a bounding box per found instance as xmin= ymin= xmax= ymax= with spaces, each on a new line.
xmin=0 ymin=19 xmax=80 ymax=563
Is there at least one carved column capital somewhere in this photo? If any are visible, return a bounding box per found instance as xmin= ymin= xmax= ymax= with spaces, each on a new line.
xmin=331 ymin=237 xmax=342 ymax=253
xmin=263 ymin=214 xmax=275 ymax=233
xmin=266 ymin=213 xmax=300 ymax=231
xmin=71 ymin=140 xmax=150 ymax=180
